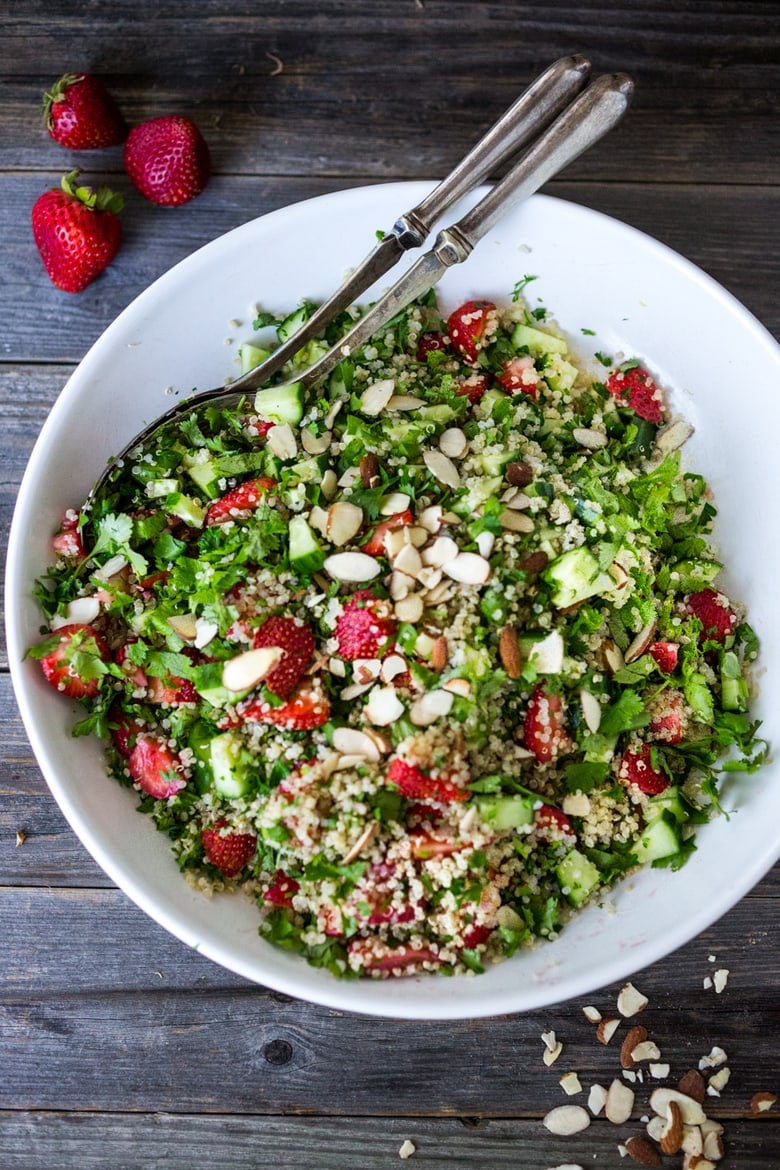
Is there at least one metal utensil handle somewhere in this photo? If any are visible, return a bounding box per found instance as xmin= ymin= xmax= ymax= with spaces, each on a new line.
xmin=230 ymin=57 xmax=590 ymax=393
xmin=451 ymin=73 xmax=634 ymax=250
xmin=406 ymin=54 xmax=590 ymax=240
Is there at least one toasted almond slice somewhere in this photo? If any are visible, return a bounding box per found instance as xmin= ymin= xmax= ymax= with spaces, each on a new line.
xmin=360 ymin=378 xmax=395 ymax=415
xmin=750 ymin=1091 xmax=778 ymax=1114
xmin=677 ymin=1070 xmax=706 ymax=1103
xmin=320 ymin=468 xmax=338 ymax=500
xmin=395 ymin=594 xmax=424 ymax=623
xmin=266 ymin=423 xmax=298 ymax=460
xmin=94 ymin=553 xmax=128 ymax=581
xmin=582 ymin=1005 xmax=602 ymax=1024
xmin=442 ymin=552 xmax=491 ymax=585
xmin=425 ymin=581 xmax=454 ymax=605
xmin=499 ymin=508 xmax=534 ymax=533
xmin=409 ymin=689 xmax=454 ymax=727
xmin=527 ymin=629 xmax=564 ymax=673
xmin=499 ymin=625 xmax=522 ymax=679
xmin=579 ymin=689 xmax=602 ymax=733
xmin=417 ymin=505 xmax=443 ymax=533
xmin=324 ymin=399 xmax=344 ymax=430
xmin=541 ymin=1029 xmax=557 ymax=1052
xmin=380 ymin=654 xmax=408 ymax=683
xmin=387 ymin=394 xmax=426 ymax=411
xmin=655 ymin=417 xmax=694 ymax=456
xmin=605 ymin=1078 xmax=635 ymax=1125
xmin=327 ymin=501 xmax=364 ymax=546
xmin=681 ymin=1125 xmax=703 ymax=1156
xmin=624 ymin=1135 xmax=662 ymax=1166
xmin=52 ymin=596 xmax=101 ymax=629
xmin=632 ymin=1041 xmax=662 ymax=1064
xmin=309 ymin=505 xmax=330 ymax=535
xmin=624 ymin=617 xmax=658 ymax=663
xmin=562 ymin=793 xmax=590 ymax=817
xmin=660 ymin=1100 xmax=684 ymax=1154
xmin=422 ymin=535 xmax=460 ymax=568
xmin=417 ymin=566 xmax=443 ymax=590
xmin=339 ymin=681 xmax=373 ymax=701
xmin=560 ymin=1071 xmax=582 ymax=1096
xmin=364 ymin=685 xmax=405 ymax=726
xmin=380 ymin=491 xmax=411 ymax=515
xmin=337 ymin=466 xmax=361 ymax=489
xmin=597 ymin=1018 xmax=621 ymax=1045
xmin=543 ymin=1042 xmax=563 ymax=1067
xmin=222 ymin=646 xmax=285 ymax=692
xmin=359 ymin=451 xmax=381 ymax=487
xmin=504 ymin=490 xmax=533 ymax=511
xmin=332 ymin=727 xmax=382 ymax=760
xmin=442 ymin=677 xmax=471 ymax=698
xmin=476 ymin=530 xmax=495 ymax=559
xmin=393 ymin=543 xmax=423 ymax=578
xmin=621 ymin=1026 xmax=649 ymax=1068
xmin=649 ymin=1063 xmax=670 ymax=1080
xmin=167 ymin=613 xmax=199 ymax=641
xmin=588 ymin=1083 xmax=608 ymax=1116
xmin=604 ymin=640 xmax=625 ymax=673
xmin=646 ymin=1116 xmax=666 ymax=1143
xmin=431 ymin=636 xmax=449 ymax=672
xmin=439 ymin=427 xmax=468 ymax=459
xmin=423 ymin=449 xmax=461 ymax=489
xmin=301 ymin=427 xmax=332 ymax=455
xmin=702 ymin=1129 xmax=725 ymax=1161
xmin=386 ymin=527 xmax=411 ymax=558
xmin=542 ymin=1105 xmax=590 ymax=1136
xmin=389 ymin=569 xmax=413 ymax=600
xmin=339 ymin=821 xmax=378 ymax=866
xmin=712 ymin=968 xmax=729 ymax=994
xmin=194 ymin=617 xmax=219 ymax=649
xmin=328 ymin=656 xmax=346 ymax=678
xmin=617 ymin=982 xmax=649 ymax=1018
xmin=698 ymin=1046 xmax=728 ymax=1070
xmin=707 ymin=1067 xmax=730 ymax=1095
xmin=572 ymin=426 xmax=608 ymax=450
xmin=323 ymin=551 xmax=381 ymax=583
xmin=649 ymin=1089 xmax=707 ymax=1126
xmin=407 ymin=526 xmax=429 ymax=548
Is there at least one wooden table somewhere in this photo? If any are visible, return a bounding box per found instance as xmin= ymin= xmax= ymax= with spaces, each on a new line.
xmin=1 ymin=3 xmax=778 ymax=1167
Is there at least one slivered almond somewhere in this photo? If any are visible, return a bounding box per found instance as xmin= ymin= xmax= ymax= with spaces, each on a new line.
xmin=359 ymin=451 xmax=381 ymax=487
xmin=337 ymin=466 xmax=361 ymax=489
xmin=379 ymin=491 xmax=410 ymax=515
xmin=380 ymin=654 xmax=407 ymax=684
xmin=605 ymin=1078 xmax=635 ymax=1124
xmin=632 ymin=1041 xmax=662 ymax=1064
xmin=749 ymin=1091 xmax=777 ymax=1114
xmin=543 ymin=1042 xmax=563 ymax=1067
xmin=588 ymin=1083 xmax=608 ymax=1116
xmin=681 ymin=1125 xmax=703 ymax=1156
xmin=387 ymin=394 xmax=425 ymax=411
xmin=702 ymin=1130 xmax=725 ymax=1161
xmin=53 ymin=597 xmax=102 ymax=627
xmin=503 ymin=489 xmax=532 ymax=510
xmin=527 ymin=629 xmax=564 ymax=673
xmin=646 ymin=1116 xmax=665 ymax=1143
xmin=301 ymin=427 xmax=331 ymax=455
xmin=422 ymin=535 xmax=459 ymax=567
xmin=620 ymin=1025 xmax=648 ymax=1069
xmin=677 ymin=1070 xmax=706 ymax=1104
xmin=655 ymin=417 xmax=694 ymax=456
xmin=439 ymin=427 xmax=468 ymax=459
xmin=604 ymin=640 xmax=625 ymax=673
xmin=417 ymin=566 xmax=443 ymax=590
xmin=476 ymin=531 xmax=495 ymax=558
xmin=443 ymin=677 xmax=471 ymax=697
xmin=707 ymin=1067 xmax=730 ymax=1095
xmin=407 ymin=526 xmax=429 ymax=548
xmin=359 ymin=378 xmax=395 ymax=415
xmin=431 ymin=636 xmax=449 ymax=672
xmin=624 ymin=1135 xmax=662 ymax=1166
xmin=597 ymin=1018 xmax=621 ymax=1045
xmin=393 ymin=543 xmax=423 ymax=578
xmin=167 ymin=613 xmax=198 ymax=641
xmin=332 ymin=727 xmax=382 ymax=760
xmin=417 ymin=505 xmax=443 ymax=533
xmin=364 ymin=685 xmax=404 ymax=726
xmin=323 ymin=551 xmax=381 ymax=582
xmin=499 ymin=508 xmax=534 ymax=533
xmin=542 ymin=1105 xmax=591 ymax=1136
xmin=221 ymin=646 xmax=285 ymax=692
xmin=562 ymin=793 xmax=590 ymax=817
xmin=320 ymin=468 xmax=338 ymax=500
xmin=266 ymin=423 xmax=298 ymax=460
xmin=617 ymin=982 xmax=648 ymax=1018
xmin=442 ymin=552 xmax=491 ymax=584
xmin=340 ymin=821 xmax=377 ymax=865
xmin=409 ymin=689 xmax=454 ymax=727
xmin=309 ymin=505 xmax=329 ymax=535
xmin=423 ymin=449 xmax=461 ymax=489
xmin=649 ymin=1089 xmax=707 ymax=1126
xmin=395 ymin=594 xmax=424 ymax=623
xmin=499 ymin=625 xmax=521 ymax=679
xmin=326 ymin=501 xmax=364 ymax=546
xmin=660 ymin=1100 xmax=684 ymax=1154
xmin=541 ymin=1030 xmax=558 ymax=1052
xmin=582 ymin=1005 xmax=602 ymax=1024
xmin=389 ymin=569 xmax=413 ymax=601
xmin=650 ymin=1063 xmax=670 ymax=1080
xmin=624 ymin=617 xmax=658 ymax=663
xmin=580 ymin=689 xmax=602 ymax=733
xmin=572 ymin=426 xmax=608 ymax=450
xmin=560 ymin=1072 xmax=582 ymax=1096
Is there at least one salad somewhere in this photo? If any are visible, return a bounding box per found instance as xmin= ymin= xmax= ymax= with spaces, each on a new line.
xmin=29 ymin=284 xmax=765 ymax=979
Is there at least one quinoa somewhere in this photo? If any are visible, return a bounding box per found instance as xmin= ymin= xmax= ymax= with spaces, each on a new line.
xmin=29 ymin=289 xmax=764 ymax=980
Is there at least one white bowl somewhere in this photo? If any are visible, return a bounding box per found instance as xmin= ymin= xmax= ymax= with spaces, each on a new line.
xmin=7 ymin=183 xmax=780 ymax=1019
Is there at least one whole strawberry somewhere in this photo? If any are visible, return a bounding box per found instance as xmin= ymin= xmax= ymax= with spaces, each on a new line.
xmin=31 ymin=170 xmax=123 ymax=293
xmin=124 ymin=115 xmax=210 ymax=206
xmin=42 ymin=73 xmax=127 ymax=150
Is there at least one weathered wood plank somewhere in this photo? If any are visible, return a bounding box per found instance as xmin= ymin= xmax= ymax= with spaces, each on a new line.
xmin=1 ymin=1 xmax=778 ymax=182
xmin=0 ymin=1112 xmax=776 ymax=1170
xmin=2 ymin=176 xmax=778 ymax=366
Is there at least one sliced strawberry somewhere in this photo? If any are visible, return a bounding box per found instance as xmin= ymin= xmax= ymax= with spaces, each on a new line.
xmin=463 ymin=923 xmax=493 ymax=948
xmin=349 ymin=937 xmax=440 ymax=973
xmin=523 ymin=684 xmax=569 ymax=764
xmin=252 ymin=614 xmax=316 ymax=698
xmin=686 ymin=588 xmax=737 ymax=644
xmin=387 ymin=758 xmax=468 ymax=804
xmin=38 ymin=623 xmax=108 ymax=700
xmin=446 ymin=300 xmax=497 ymax=363
xmin=410 ymin=833 xmax=465 ymax=859
xmin=240 ymin=682 xmax=330 ymax=730
xmin=127 ymin=733 xmax=186 ymax=799
xmin=262 ymin=870 xmax=300 ymax=907
xmin=416 ymin=332 xmax=448 ymax=361
xmin=456 ymin=372 xmax=491 ymax=404
xmin=205 ymin=476 xmax=276 ymax=526
xmin=497 ymin=355 xmax=540 ymax=399
xmin=202 ymin=819 xmax=257 ymax=877
xmin=356 ymin=864 xmax=418 ymax=926
xmin=619 ymin=743 xmax=669 ymax=795
xmin=113 ymin=640 xmax=148 ymax=690
xmin=648 ymin=687 xmax=689 ymax=745
xmin=535 ymin=803 xmax=574 ymax=839
xmin=145 ymin=674 xmax=198 ymax=705
xmin=360 ymin=509 xmax=413 ymax=557
xmin=334 ymin=590 xmax=397 ymax=660
xmin=605 ymin=365 xmax=665 ymax=424
xmin=52 ymin=517 xmax=85 ymax=559
xmin=110 ymin=711 xmax=148 ymax=758
xmin=649 ymin=641 xmax=680 ymax=673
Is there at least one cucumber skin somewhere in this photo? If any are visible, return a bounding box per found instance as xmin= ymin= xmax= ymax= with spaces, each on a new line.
xmin=556 ymin=848 xmax=601 ymax=906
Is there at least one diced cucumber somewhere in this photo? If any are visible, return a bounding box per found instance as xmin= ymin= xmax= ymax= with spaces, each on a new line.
xmin=277 ymin=303 xmax=313 ymax=344
xmin=476 ymin=387 xmax=510 ymax=420
xmin=545 ymin=547 xmax=613 ymax=609
xmin=479 ymin=449 xmax=513 ymax=476
xmin=632 ymin=813 xmax=682 ymax=864
xmin=543 ymin=353 xmax=578 ymax=392
xmin=145 ymin=477 xmax=179 ymax=498
xmin=166 ymin=493 xmax=207 ymax=528
xmin=556 ymin=848 xmax=601 ymax=906
xmin=193 ymin=662 xmax=251 ymax=708
xmin=512 ymin=322 xmax=569 ymax=357
xmin=288 ymin=514 xmax=325 ymax=575
xmin=185 ymin=461 xmax=221 ymax=498
xmin=417 ymin=404 xmax=459 ymax=425
xmin=209 ymin=730 xmax=252 ymax=799
xmin=188 ymin=720 xmax=215 ymax=793
xmin=476 ymin=794 xmax=535 ymax=830
xmin=253 ymin=382 xmax=304 ymax=425
xmin=239 ymin=342 xmax=271 ymax=375
xmin=454 ymin=475 xmax=504 ymax=517
xmin=668 ymin=558 xmax=723 ymax=592
xmin=289 ymin=456 xmax=326 ymax=484
xmin=646 ymin=786 xmax=690 ymax=825
xmin=720 ymin=649 xmax=749 ymax=712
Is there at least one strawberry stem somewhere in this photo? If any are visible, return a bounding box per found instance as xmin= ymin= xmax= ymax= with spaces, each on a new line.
xmin=60 ymin=169 xmax=124 ymax=215
xmin=41 ymin=73 xmax=85 ymax=128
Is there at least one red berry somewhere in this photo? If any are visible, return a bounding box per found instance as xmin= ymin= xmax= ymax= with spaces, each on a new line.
xmin=497 ymin=355 xmax=540 ymax=399
xmin=523 ymin=684 xmax=569 ymax=764
xmin=348 ymin=938 xmax=441 ymax=974
xmin=37 ymin=622 xmax=108 ymax=700
xmin=42 ymin=73 xmax=127 ymax=150
xmin=455 ymin=372 xmax=491 ymax=404
xmin=416 ymin=332 xmax=448 ymax=361
xmin=252 ymin=615 xmax=315 ymax=698
xmin=202 ymin=819 xmax=257 ymax=878
xmin=360 ymin=509 xmax=413 ymax=557
xmin=205 ymin=476 xmax=276 ymax=526
xmin=387 ymin=758 xmax=468 ymax=804
xmin=262 ymin=870 xmax=300 ymax=908
xmin=334 ymin=591 xmax=397 ymax=660
xmin=686 ymin=588 xmax=737 ymax=644
xmin=127 ymin=734 xmax=186 ymax=799
xmin=446 ymin=300 xmax=497 ymax=363
xmin=619 ymin=743 xmax=668 ymax=795
xmin=110 ymin=711 xmax=147 ymax=758
xmin=463 ymin=923 xmax=493 ymax=948
xmin=648 ymin=688 xmax=688 ymax=745
xmin=649 ymin=641 xmax=679 ymax=673
xmin=124 ymin=115 xmax=210 ymax=206
xmin=535 ymin=803 xmax=574 ymax=839
xmin=31 ymin=170 xmax=123 ymax=293
xmin=239 ymin=682 xmax=330 ymax=730
xmin=605 ymin=365 xmax=665 ymax=424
